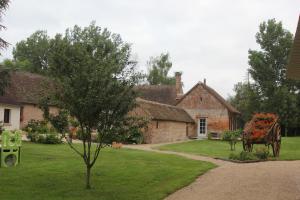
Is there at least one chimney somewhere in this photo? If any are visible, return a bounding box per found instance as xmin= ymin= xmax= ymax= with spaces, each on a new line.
xmin=175 ymin=72 xmax=183 ymax=99
xmin=204 ymin=78 xmax=206 ymax=85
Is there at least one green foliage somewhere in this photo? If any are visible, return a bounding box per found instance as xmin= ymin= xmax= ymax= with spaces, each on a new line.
xmin=230 ymin=19 xmax=300 ymax=132
xmin=228 ymin=82 xmax=261 ymax=125
xmin=254 ymin=146 xmax=269 ymax=160
xmin=24 ymin=120 xmax=62 ymax=144
xmin=0 ymin=0 xmax=10 ymax=51
xmin=38 ymin=22 xmax=145 ymax=188
xmin=147 ymin=53 xmax=176 ymax=85
xmin=0 ymin=121 xmax=4 ymax=134
xmin=12 ymin=30 xmax=51 ymax=74
xmin=207 ymin=132 xmax=213 ymax=140
xmin=239 ymin=151 xmax=257 ymax=161
xmin=222 ymin=129 xmax=242 ymax=151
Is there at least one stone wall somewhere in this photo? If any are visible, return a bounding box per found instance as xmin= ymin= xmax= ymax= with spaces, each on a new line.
xmin=177 ymin=84 xmax=230 ymax=136
xmin=143 ymin=120 xmax=193 ymax=144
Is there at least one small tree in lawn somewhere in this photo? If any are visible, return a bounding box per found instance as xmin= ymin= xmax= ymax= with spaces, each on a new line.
xmin=47 ymin=22 xmax=142 ymax=189
xmin=222 ymin=129 xmax=242 ymax=151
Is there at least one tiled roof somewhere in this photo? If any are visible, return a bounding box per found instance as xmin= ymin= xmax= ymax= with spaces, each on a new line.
xmin=0 ymin=71 xmax=52 ymax=105
xmin=134 ymin=85 xmax=177 ymax=105
xmin=136 ymin=98 xmax=194 ymax=123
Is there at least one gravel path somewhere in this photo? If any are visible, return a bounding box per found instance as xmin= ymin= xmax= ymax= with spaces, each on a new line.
xmin=125 ymin=144 xmax=300 ymax=200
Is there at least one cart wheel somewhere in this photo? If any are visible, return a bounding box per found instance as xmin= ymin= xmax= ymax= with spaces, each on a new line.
xmin=272 ymin=124 xmax=281 ymax=157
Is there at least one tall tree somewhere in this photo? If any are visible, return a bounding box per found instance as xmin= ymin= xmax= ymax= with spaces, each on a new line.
xmin=0 ymin=0 xmax=10 ymax=95
xmin=228 ymin=81 xmax=261 ymax=125
xmin=12 ymin=30 xmax=51 ymax=74
xmin=0 ymin=0 xmax=9 ymax=51
xmin=147 ymin=53 xmax=176 ymax=85
xmin=232 ymin=19 xmax=300 ymax=134
xmin=46 ymin=22 xmax=142 ymax=189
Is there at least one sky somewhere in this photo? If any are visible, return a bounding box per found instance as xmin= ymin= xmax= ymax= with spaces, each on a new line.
xmin=0 ymin=0 xmax=299 ymax=98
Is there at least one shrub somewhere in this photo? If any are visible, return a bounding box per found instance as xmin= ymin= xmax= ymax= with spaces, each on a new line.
xmin=207 ymin=132 xmax=213 ymax=140
xmin=239 ymin=151 xmax=257 ymax=161
xmin=222 ymin=129 xmax=242 ymax=150
xmin=229 ymin=151 xmax=257 ymax=161
xmin=24 ymin=120 xmax=62 ymax=144
xmin=254 ymin=146 xmax=269 ymax=160
xmin=229 ymin=152 xmax=240 ymax=160
xmin=0 ymin=121 xmax=4 ymax=134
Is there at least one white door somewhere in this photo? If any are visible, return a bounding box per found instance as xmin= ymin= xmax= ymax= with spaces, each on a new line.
xmin=198 ymin=118 xmax=207 ymax=137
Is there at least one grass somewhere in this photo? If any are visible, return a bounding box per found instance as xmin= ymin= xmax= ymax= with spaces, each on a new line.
xmin=0 ymin=142 xmax=215 ymax=200
xmin=158 ymin=137 xmax=300 ymax=160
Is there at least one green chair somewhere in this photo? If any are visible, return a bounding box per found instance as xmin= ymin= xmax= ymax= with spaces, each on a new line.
xmin=0 ymin=130 xmax=22 ymax=167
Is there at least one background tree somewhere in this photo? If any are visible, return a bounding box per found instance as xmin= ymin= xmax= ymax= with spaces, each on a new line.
xmin=0 ymin=0 xmax=10 ymax=95
xmin=147 ymin=53 xmax=176 ymax=85
xmin=0 ymin=0 xmax=9 ymax=51
xmin=45 ymin=22 xmax=142 ymax=189
xmin=230 ymin=19 xmax=300 ymax=135
xmin=228 ymin=81 xmax=261 ymax=126
xmin=11 ymin=30 xmax=51 ymax=74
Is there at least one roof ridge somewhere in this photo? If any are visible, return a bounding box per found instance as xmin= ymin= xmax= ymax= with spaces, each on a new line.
xmin=137 ymin=98 xmax=183 ymax=110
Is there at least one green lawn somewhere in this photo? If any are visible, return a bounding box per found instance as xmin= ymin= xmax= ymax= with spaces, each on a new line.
xmin=158 ymin=137 xmax=300 ymax=160
xmin=0 ymin=142 xmax=215 ymax=200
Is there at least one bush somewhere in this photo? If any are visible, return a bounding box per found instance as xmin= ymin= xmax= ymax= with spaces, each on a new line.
xmin=254 ymin=146 xmax=269 ymax=160
xmin=229 ymin=151 xmax=257 ymax=161
xmin=239 ymin=151 xmax=257 ymax=161
xmin=222 ymin=129 xmax=242 ymax=150
xmin=207 ymin=132 xmax=213 ymax=140
xmin=24 ymin=120 xmax=62 ymax=144
xmin=229 ymin=152 xmax=240 ymax=160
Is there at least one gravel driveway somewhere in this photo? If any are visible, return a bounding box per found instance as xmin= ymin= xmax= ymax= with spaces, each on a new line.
xmin=125 ymin=144 xmax=300 ymax=200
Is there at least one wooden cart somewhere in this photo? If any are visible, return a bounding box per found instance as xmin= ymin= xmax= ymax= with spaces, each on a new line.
xmin=242 ymin=113 xmax=281 ymax=157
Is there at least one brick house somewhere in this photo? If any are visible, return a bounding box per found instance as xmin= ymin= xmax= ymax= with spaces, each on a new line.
xmin=135 ymin=72 xmax=240 ymax=142
xmin=0 ymin=71 xmax=58 ymax=130
xmin=1 ymin=71 xmax=239 ymax=143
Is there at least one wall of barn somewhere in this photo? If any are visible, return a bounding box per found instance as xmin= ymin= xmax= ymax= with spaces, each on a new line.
xmin=143 ymin=120 xmax=193 ymax=144
xmin=177 ymin=84 xmax=230 ymax=136
xmin=0 ymin=103 xmax=21 ymax=130
xmin=20 ymin=104 xmax=59 ymax=129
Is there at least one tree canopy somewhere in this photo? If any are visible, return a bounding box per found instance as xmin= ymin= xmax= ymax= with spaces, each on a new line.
xmin=42 ymin=22 xmax=143 ymax=189
xmin=12 ymin=30 xmax=51 ymax=74
xmin=147 ymin=53 xmax=176 ymax=85
xmin=230 ymin=19 xmax=300 ymax=135
xmin=0 ymin=0 xmax=9 ymax=51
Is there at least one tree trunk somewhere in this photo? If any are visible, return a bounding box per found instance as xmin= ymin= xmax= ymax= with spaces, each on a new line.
xmin=86 ymin=166 xmax=91 ymax=189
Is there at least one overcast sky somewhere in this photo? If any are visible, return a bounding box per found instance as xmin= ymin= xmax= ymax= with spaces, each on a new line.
xmin=1 ymin=0 xmax=299 ymax=98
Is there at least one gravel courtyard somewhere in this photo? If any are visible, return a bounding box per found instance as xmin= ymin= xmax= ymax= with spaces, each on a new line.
xmin=126 ymin=144 xmax=300 ymax=200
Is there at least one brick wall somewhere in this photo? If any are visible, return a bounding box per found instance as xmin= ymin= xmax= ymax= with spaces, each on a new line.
xmin=143 ymin=120 xmax=192 ymax=144
xmin=177 ymin=84 xmax=230 ymax=135
xmin=20 ymin=104 xmax=59 ymax=128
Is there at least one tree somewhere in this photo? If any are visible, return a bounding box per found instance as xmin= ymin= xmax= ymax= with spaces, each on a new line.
xmin=231 ymin=19 xmax=300 ymax=134
xmin=228 ymin=81 xmax=261 ymax=126
xmin=147 ymin=53 xmax=176 ymax=85
xmin=12 ymin=30 xmax=51 ymax=74
xmin=45 ymin=22 xmax=142 ymax=189
xmin=0 ymin=0 xmax=9 ymax=51
xmin=0 ymin=0 xmax=10 ymax=95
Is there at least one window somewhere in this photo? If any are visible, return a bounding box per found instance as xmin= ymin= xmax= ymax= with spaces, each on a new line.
xmin=199 ymin=118 xmax=206 ymax=135
xmin=4 ymin=109 xmax=11 ymax=124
